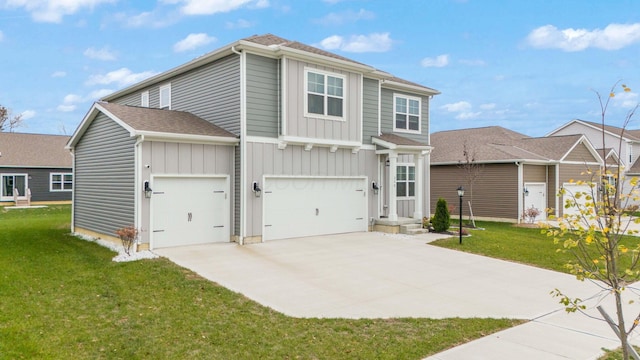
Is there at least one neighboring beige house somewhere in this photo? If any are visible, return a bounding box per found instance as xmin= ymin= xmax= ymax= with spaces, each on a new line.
xmin=430 ymin=126 xmax=603 ymax=223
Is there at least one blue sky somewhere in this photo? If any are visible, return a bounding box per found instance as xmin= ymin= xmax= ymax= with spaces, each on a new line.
xmin=1 ymin=0 xmax=639 ymax=137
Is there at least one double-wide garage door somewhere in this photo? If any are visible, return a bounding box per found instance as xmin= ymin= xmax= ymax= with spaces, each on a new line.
xmin=263 ymin=177 xmax=368 ymax=241
xmin=152 ymin=176 xmax=229 ymax=249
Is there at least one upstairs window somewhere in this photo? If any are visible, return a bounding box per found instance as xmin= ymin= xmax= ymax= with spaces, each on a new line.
xmin=159 ymin=84 xmax=171 ymax=109
xmin=305 ymin=69 xmax=345 ymax=119
xmin=50 ymin=173 xmax=73 ymax=192
xmin=396 ymin=165 xmax=415 ymax=197
xmin=141 ymin=91 xmax=149 ymax=107
xmin=394 ymin=95 xmax=421 ymax=133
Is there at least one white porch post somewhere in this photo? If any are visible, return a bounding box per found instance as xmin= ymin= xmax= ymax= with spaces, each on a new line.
xmin=388 ymin=152 xmax=398 ymax=221
xmin=413 ymin=153 xmax=424 ymax=220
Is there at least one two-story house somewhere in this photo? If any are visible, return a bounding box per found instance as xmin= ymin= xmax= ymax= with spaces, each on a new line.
xmin=67 ymin=34 xmax=439 ymax=250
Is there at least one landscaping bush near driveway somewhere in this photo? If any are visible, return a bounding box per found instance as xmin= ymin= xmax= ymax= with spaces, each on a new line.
xmin=0 ymin=205 xmax=521 ymax=359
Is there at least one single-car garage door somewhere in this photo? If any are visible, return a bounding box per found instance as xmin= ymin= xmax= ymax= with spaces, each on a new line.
xmin=562 ymin=183 xmax=595 ymax=217
xmin=151 ymin=176 xmax=229 ymax=249
xmin=263 ymin=176 xmax=368 ymax=241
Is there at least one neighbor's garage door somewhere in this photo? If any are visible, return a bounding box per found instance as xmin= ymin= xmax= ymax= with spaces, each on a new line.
xmin=263 ymin=177 xmax=368 ymax=241
xmin=151 ymin=176 xmax=229 ymax=249
xmin=562 ymin=183 xmax=595 ymax=217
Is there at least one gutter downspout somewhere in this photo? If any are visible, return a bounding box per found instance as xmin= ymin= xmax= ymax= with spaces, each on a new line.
xmin=232 ymin=45 xmax=246 ymax=245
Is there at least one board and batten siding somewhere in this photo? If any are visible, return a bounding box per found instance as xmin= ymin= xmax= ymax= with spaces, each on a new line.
xmin=362 ymin=77 xmax=379 ymax=144
xmin=74 ymin=113 xmax=136 ymax=237
xmin=0 ymin=167 xmax=72 ymax=202
xmin=431 ymin=163 xmax=519 ymax=220
xmin=284 ymin=58 xmax=362 ymax=142
xmin=244 ymin=141 xmax=377 ymax=237
xmin=246 ymin=53 xmax=279 ymax=138
xmin=138 ymin=141 xmax=235 ymax=244
xmin=380 ymin=88 xmax=430 ymax=144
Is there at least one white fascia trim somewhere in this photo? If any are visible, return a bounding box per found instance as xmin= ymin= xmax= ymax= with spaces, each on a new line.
xmin=281 ymin=56 xmax=287 ymax=136
xmin=371 ymin=137 xmax=432 ymax=153
xmin=382 ymin=80 xmax=440 ymax=96
xmin=279 ymin=135 xmax=362 ymax=148
xmin=67 ymin=102 xmax=136 ymax=149
xmin=136 ymin=131 xmax=239 ymax=145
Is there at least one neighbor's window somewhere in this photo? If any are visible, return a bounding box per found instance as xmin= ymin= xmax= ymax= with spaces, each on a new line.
xmin=306 ymin=69 xmax=345 ymax=118
xmin=394 ymin=95 xmax=421 ymax=132
xmin=396 ymin=165 xmax=415 ymax=197
xmin=50 ymin=173 xmax=73 ymax=192
xmin=141 ymin=91 xmax=149 ymax=107
xmin=159 ymin=84 xmax=171 ymax=109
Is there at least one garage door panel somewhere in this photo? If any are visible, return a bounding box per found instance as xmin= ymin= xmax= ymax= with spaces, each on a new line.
xmin=152 ymin=177 xmax=229 ymax=249
xmin=562 ymin=183 xmax=595 ymax=217
xmin=263 ymin=177 xmax=367 ymax=241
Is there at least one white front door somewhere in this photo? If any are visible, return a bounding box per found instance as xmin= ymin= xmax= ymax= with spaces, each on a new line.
xmin=523 ymin=182 xmax=546 ymax=221
xmin=263 ymin=177 xmax=368 ymax=241
xmin=151 ymin=176 xmax=229 ymax=249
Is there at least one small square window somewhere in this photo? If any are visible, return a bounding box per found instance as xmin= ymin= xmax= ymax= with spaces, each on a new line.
xmin=394 ymin=95 xmax=421 ymax=133
xmin=305 ymin=69 xmax=345 ymax=119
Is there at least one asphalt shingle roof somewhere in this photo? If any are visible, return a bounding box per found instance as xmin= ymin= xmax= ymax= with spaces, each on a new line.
xmin=0 ymin=132 xmax=71 ymax=168
xmin=98 ymin=102 xmax=237 ymax=139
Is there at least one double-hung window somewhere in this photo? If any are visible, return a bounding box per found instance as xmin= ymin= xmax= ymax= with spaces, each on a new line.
xmin=159 ymin=84 xmax=171 ymax=110
xmin=306 ymin=69 xmax=345 ymax=119
xmin=394 ymin=94 xmax=421 ymax=133
xmin=396 ymin=165 xmax=415 ymax=197
xmin=50 ymin=173 xmax=73 ymax=192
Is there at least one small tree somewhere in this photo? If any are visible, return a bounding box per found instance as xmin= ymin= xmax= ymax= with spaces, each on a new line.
xmin=0 ymin=105 xmax=24 ymax=132
xmin=458 ymin=141 xmax=484 ymax=225
xmin=543 ymin=82 xmax=640 ymax=360
xmin=432 ymin=198 xmax=450 ymax=233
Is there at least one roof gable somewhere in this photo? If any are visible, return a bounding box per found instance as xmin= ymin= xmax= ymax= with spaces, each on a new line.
xmin=0 ymin=132 xmax=71 ymax=168
xmin=548 ymin=119 xmax=640 ymax=142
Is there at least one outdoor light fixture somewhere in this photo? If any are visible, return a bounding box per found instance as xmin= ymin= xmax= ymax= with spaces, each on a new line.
xmin=523 ymin=188 xmax=529 ymax=196
xmin=372 ymin=181 xmax=379 ymax=195
xmin=457 ymin=186 xmax=464 ymax=244
xmin=252 ymin=181 xmax=261 ymax=197
xmin=144 ymin=180 xmax=153 ymax=198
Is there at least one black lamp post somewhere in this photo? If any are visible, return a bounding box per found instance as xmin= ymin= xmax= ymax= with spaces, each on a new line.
xmin=457 ymin=186 xmax=464 ymax=244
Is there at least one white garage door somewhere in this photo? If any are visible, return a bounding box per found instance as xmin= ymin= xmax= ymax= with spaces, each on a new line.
xmin=151 ymin=176 xmax=229 ymax=249
xmin=562 ymin=183 xmax=595 ymax=217
xmin=263 ymin=177 xmax=368 ymax=241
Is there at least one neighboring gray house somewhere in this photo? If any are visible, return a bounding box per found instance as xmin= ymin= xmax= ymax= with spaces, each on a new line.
xmin=67 ymin=34 xmax=440 ymax=250
xmin=430 ymin=126 xmax=603 ymax=222
xmin=0 ymin=132 xmax=72 ymax=204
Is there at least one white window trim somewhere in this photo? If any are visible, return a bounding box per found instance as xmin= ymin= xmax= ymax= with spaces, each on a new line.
xmin=159 ymin=83 xmax=171 ymax=110
xmin=1 ymin=173 xmax=28 ymax=200
xmin=50 ymin=172 xmax=73 ymax=192
xmin=396 ymin=164 xmax=416 ymax=199
xmin=393 ymin=93 xmax=421 ymax=134
xmin=303 ymin=67 xmax=346 ymax=122
xmin=141 ymin=91 xmax=149 ymax=107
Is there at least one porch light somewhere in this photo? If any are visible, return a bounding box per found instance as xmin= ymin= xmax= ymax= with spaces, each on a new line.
xmin=372 ymin=181 xmax=379 ymax=195
xmin=252 ymin=181 xmax=262 ymax=197
xmin=144 ymin=180 xmax=153 ymax=198
xmin=523 ymin=188 xmax=529 ymax=196
xmin=457 ymin=186 xmax=464 ymax=244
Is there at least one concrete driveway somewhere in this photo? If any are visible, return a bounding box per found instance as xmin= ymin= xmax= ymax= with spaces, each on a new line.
xmin=154 ymin=231 xmax=640 ymax=358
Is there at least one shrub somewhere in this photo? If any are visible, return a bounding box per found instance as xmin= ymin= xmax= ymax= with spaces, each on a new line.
xmin=115 ymin=225 xmax=138 ymax=256
xmin=522 ymin=206 xmax=541 ymax=224
xmin=432 ymin=198 xmax=450 ymax=233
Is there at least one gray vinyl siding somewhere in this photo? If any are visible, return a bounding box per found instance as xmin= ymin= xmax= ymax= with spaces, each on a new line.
xmin=74 ymin=113 xmax=135 ymax=236
xmin=108 ymin=55 xmax=241 ymax=135
xmin=244 ymin=141 xmax=378 ymax=237
xmin=246 ymin=53 xmax=279 ymax=137
xmin=362 ymin=77 xmax=379 ymax=144
xmin=0 ymin=167 xmax=72 ymax=202
xmin=380 ymin=88 xmax=430 ymax=144
xmin=431 ymin=163 xmax=519 ymax=220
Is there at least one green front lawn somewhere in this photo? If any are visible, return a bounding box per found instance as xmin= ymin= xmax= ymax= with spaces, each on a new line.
xmin=431 ymin=221 xmax=640 ymax=274
xmin=0 ymin=206 xmax=521 ymax=359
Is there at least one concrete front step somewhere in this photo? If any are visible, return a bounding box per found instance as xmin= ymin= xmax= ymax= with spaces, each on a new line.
xmin=400 ymin=223 xmax=428 ymax=235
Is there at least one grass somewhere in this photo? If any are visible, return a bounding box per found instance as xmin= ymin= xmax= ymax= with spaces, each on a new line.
xmin=0 ymin=205 xmax=522 ymax=359
xmin=431 ymin=221 xmax=640 ymax=274
xmin=598 ymin=346 xmax=640 ymax=359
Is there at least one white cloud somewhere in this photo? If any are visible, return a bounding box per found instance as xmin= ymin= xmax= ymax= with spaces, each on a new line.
xmin=165 ymin=0 xmax=268 ymax=15
xmin=87 ymin=88 xmax=114 ymax=100
xmin=441 ymin=101 xmax=472 ymax=112
xmin=51 ymin=71 xmax=67 ymax=78
xmin=421 ymin=54 xmax=449 ymax=68
xmin=86 ymin=67 xmax=158 ymax=87
xmin=63 ymin=94 xmax=83 ymax=104
xmin=319 ymin=32 xmax=392 ymax=53
xmin=315 ymin=8 xmax=375 ymax=26
xmin=456 ymin=111 xmax=481 ymax=120
xmin=612 ymin=91 xmax=639 ymax=109
xmin=459 ymin=58 xmax=486 ymax=66
xmin=173 ymin=33 xmax=216 ymax=52
xmin=479 ymin=103 xmax=496 ymax=110
xmin=0 ymin=30 xmax=4 ymax=41
xmin=84 ymin=46 xmax=117 ymax=61
xmin=57 ymin=104 xmax=76 ymax=112
xmin=225 ymin=18 xmax=253 ymax=29
xmin=5 ymin=0 xmax=116 ymax=23
xmin=526 ymin=23 xmax=640 ymax=51
xmin=20 ymin=110 xmax=36 ymax=119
